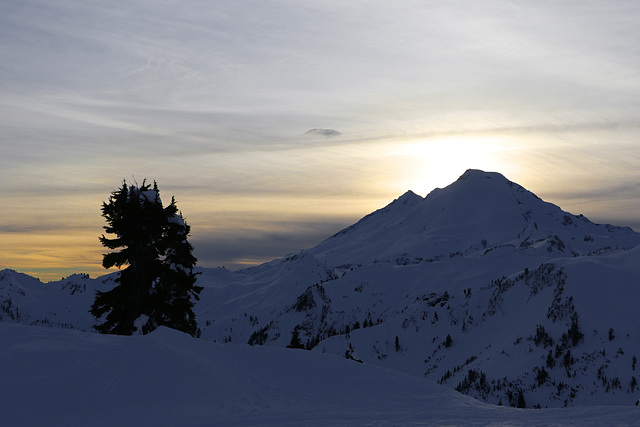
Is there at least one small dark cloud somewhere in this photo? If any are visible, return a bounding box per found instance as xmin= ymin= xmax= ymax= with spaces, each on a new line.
xmin=305 ymin=128 xmax=342 ymax=137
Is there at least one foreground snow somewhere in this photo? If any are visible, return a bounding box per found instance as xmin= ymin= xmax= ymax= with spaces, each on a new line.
xmin=1 ymin=324 xmax=637 ymax=426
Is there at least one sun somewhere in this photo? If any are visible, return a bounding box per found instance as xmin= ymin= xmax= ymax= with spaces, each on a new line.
xmin=385 ymin=135 xmax=519 ymax=195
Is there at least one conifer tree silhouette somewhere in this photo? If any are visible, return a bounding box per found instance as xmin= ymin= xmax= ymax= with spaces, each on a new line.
xmin=90 ymin=180 xmax=202 ymax=336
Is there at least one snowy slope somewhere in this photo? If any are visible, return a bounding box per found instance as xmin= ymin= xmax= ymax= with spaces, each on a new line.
xmin=0 ymin=269 xmax=114 ymax=330
xmin=2 ymin=323 xmax=638 ymax=426
xmin=195 ymin=248 xmax=640 ymax=408
xmin=3 ymin=169 xmax=640 ymax=412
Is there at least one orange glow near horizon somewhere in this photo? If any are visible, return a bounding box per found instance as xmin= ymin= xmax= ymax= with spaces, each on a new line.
xmin=1 ymin=231 xmax=105 ymax=282
xmin=1 ymin=190 xmax=392 ymax=282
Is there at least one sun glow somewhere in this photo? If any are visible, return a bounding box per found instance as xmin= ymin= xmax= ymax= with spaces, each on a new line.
xmin=385 ymin=135 xmax=524 ymax=195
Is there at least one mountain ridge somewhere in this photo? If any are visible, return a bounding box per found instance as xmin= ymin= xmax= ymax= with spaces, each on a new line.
xmin=308 ymin=169 xmax=640 ymax=266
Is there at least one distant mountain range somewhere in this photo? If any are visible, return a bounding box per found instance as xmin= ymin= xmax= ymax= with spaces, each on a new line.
xmin=3 ymin=169 xmax=640 ymax=409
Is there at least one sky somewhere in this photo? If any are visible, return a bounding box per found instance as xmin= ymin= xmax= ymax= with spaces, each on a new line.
xmin=2 ymin=0 xmax=640 ymax=282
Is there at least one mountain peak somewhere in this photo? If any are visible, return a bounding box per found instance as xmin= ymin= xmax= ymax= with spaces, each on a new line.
xmin=310 ymin=170 xmax=640 ymax=265
xmin=395 ymin=190 xmax=423 ymax=205
xmin=458 ymin=169 xmax=508 ymax=181
xmin=453 ymin=169 xmax=516 ymax=190
xmin=424 ymin=170 xmax=520 ymax=205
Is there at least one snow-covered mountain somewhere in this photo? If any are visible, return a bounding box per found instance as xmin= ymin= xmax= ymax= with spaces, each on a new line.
xmin=309 ymin=169 xmax=639 ymax=266
xmin=194 ymin=169 xmax=640 ymax=409
xmin=2 ymin=169 xmax=640 ymax=414
xmin=0 ymin=269 xmax=114 ymax=328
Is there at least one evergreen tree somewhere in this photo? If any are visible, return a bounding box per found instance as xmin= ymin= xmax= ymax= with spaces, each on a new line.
xmin=287 ymin=326 xmax=305 ymax=349
xmin=150 ymin=195 xmax=202 ymax=335
xmin=517 ymin=389 xmax=526 ymax=408
xmin=536 ymin=366 xmax=549 ymax=386
xmin=546 ymin=350 xmax=555 ymax=369
xmin=90 ymin=180 xmax=202 ymax=336
xmin=445 ymin=334 xmax=453 ymax=348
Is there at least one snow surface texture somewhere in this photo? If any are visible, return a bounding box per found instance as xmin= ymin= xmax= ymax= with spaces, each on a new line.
xmin=2 ymin=323 xmax=638 ymax=426
xmin=3 ymin=170 xmax=640 ymax=424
